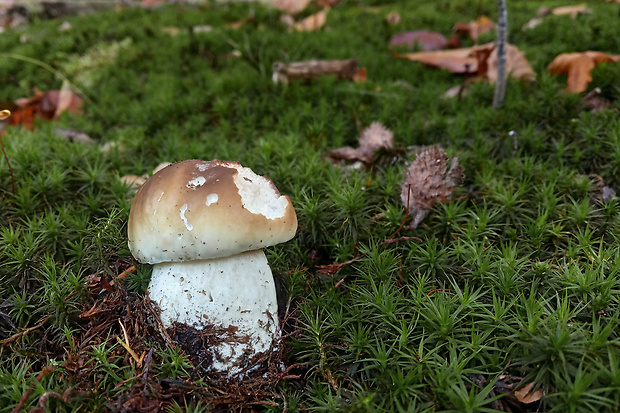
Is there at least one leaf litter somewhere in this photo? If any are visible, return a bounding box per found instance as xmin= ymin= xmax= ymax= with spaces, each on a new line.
xmin=401 ymin=145 xmax=465 ymax=229
xmin=35 ymin=263 xmax=300 ymax=412
xmin=328 ymin=122 xmax=394 ymax=163
xmin=547 ymin=51 xmax=620 ymax=93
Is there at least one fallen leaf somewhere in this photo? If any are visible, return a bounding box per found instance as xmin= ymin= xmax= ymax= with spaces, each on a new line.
xmin=121 ymin=174 xmax=149 ymax=189
xmin=353 ymin=67 xmax=367 ymax=83
xmin=280 ymin=14 xmax=296 ymax=27
xmin=359 ymin=122 xmax=393 ymax=154
xmin=10 ymin=88 xmax=83 ymax=129
xmin=385 ymin=11 xmax=401 ymax=25
xmin=141 ymin=0 xmax=166 ymax=7
xmin=395 ymin=42 xmax=536 ymax=83
xmin=316 ymin=0 xmax=339 ymax=7
xmin=55 ymin=80 xmax=75 ymax=119
xmin=329 ymin=122 xmax=393 ymax=163
xmin=394 ymin=48 xmax=478 ymax=74
xmin=273 ymin=58 xmax=359 ymax=83
xmin=160 ymin=26 xmax=179 ymax=36
xmin=441 ymin=84 xmax=467 ymax=99
xmin=551 ymin=3 xmax=590 ymax=18
xmin=389 ymin=31 xmax=449 ymax=51
xmin=272 ymin=0 xmax=311 ymax=15
xmin=293 ymin=8 xmax=328 ymax=31
xmin=474 ymin=42 xmax=537 ymax=83
xmin=514 ymin=382 xmax=543 ymax=404
xmin=153 ymin=162 xmax=172 ymax=174
xmin=522 ymin=17 xmax=544 ymax=31
xmin=401 ymin=145 xmax=464 ymax=229
xmin=548 ymin=51 xmax=620 ymax=93
xmin=452 ymin=15 xmax=494 ymax=41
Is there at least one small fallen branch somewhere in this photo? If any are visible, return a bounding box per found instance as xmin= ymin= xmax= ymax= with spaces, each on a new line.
xmin=272 ymin=59 xmax=361 ymax=84
xmin=10 ymin=366 xmax=54 ymax=413
xmin=0 ymin=317 xmax=49 ymax=346
xmin=493 ymin=0 xmax=508 ymax=110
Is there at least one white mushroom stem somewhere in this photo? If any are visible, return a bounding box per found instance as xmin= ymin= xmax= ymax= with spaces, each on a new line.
xmin=147 ymin=249 xmax=280 ymax=377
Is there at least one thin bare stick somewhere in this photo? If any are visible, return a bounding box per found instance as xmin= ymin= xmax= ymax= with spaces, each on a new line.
xmin=10 ymin=366 xmax=54 ymax=413
xmin=492 ymin=0 xmax=508 ymax=110
xmin=1 ymin=317 xmax=49 ymax=346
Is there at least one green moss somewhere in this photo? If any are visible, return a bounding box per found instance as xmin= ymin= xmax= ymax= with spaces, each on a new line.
xmin=2 ymin=0 xmax=620 ymax=411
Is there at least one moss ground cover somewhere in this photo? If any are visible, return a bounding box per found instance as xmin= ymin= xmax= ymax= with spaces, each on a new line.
xmin=1 ymin=0 xmax=620 ymax=411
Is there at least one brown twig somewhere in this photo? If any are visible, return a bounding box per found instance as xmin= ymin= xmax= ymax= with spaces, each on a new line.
xmin=378 ymin=236 xmax=423 ymax=246
xmin=0 ymin=317 xmax=49 ymax=346
xmin=111 ymin=265 xmax=136 ymax=287
xmin=10 ymin=366 xmax=54 ymax=413
xmin=143 ymin=296 xmax=174 ymax=347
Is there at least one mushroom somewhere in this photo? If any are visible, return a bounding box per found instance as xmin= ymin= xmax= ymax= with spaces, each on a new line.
xmin=127 ymin=159 xmax=297 ymax=377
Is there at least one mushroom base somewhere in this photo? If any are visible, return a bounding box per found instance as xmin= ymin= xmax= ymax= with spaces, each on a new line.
xmin=148 ymin=249 xmax=280 ymax=377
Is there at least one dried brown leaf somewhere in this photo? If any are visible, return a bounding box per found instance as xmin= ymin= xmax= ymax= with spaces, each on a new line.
xmin=395 ymin=42 xmax=536 ymax=83
xmin=359 ymin=122 xmax=393 ymax=154
xmin=389 ymin=31 xmax=449 ymax=51
xmin=329 ymin=122 xmax=393 ymax=163
xmin=551 ymin=3 xmax=590 ymax=18
xmin=353 ymin=67 xmax=367 ymax=83
xmin=121 ymin=174 xmax=148 ymax=189
xmin=474 ymin=42 xmax=536 ymax=83
xmin=452 ymin=15 xmax=495 ymax=41
xmin=548 ymin=51 xmax=620 ymax=93
xmin=272 ymin=0 xmax=312 ymax=15
xmin=394 ymin=48 xmax=478 ymax=74
xmin=401 ymin=146 xmax=464 ymax=229
xmin=514 ymin=382 xmax=543 ymax=404
xmin=293 ymin=8 xmax=328 ymax=31
xmin=522 ymin=17 xmax=544 ymax=30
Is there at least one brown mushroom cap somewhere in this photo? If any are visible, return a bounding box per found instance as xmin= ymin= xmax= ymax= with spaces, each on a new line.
xmin=128 ymin=159 xmax=297 ymax=264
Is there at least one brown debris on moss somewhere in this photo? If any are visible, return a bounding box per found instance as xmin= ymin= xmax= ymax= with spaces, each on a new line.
xmin=401 ymin=145 xmax=465 ymax=229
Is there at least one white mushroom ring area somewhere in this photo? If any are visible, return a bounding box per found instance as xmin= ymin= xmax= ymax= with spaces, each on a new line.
xmin=127 ymin=159 xmax=297 ymax=377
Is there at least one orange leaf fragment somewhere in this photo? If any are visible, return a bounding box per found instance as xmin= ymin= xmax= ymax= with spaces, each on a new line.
xmin=10 ymin=88 xmax=83 ymax=129
xmin=395 ymin=42 xmax=536 ymax=83
xmin=272 ymin=0 xmax=312 ymax=15
xmin=474 ymin=42 xmax=536 ymax=83
xmin=394 ymin=48 xmax=478 ymax=74
xmin=514 ymin=382 xmax=543 ymax=404
xmin=353 ymin=67 xmax=367 ymax=83
xmin=548 ymin=51 xmax=620 ymax=93
xmin=551 ymin=3 xmax=590 ymax=18
xmin=453 ymin=16 xmax=495 ymax=41
xmin=293 ymin=8 xmax=328 ymax=31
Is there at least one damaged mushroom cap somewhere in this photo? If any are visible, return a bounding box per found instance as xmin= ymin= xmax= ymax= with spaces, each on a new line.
xmin=128 ymin=159 xmax=297 ymax=264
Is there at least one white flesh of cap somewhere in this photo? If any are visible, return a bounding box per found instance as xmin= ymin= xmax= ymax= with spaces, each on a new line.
xmin=148 ymin=249 xmax=279 ymax=376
